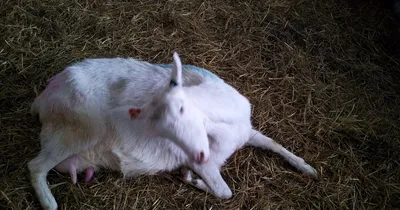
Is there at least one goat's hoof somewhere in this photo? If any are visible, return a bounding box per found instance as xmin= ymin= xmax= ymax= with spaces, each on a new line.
xmin=214 ymin=187 xmax=232 ymax=199
xmin=43 ymin=202 xmax=57 ymax=210
xmin=302 ymin=164 xmax=318 ymax=179
xmin=40 ymin=195 xmax=58 ymax=210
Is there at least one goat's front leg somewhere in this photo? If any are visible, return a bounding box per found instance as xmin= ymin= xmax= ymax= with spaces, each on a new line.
xmin=181 ymin=167 xmax=210 ymax=192
xmin=188 ymin=161 xmax=232 ymax=199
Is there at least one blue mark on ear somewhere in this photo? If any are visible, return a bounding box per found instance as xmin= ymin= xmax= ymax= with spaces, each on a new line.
xmin=170 ymin=79 xmax=177 ymax=87
xmin=154 ymin=64 xmax=220 ymax=80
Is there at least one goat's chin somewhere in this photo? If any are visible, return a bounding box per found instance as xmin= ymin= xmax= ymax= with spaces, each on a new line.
xmin=170 ymin=141 xmax=192 ymax=160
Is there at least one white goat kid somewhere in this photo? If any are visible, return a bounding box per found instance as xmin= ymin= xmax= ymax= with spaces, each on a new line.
xmin=28 ymin=52 xmax=317 ymax=210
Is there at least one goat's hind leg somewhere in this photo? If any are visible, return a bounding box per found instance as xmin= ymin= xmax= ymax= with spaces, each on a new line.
xmin=28 ymin=134 xmax=75 ymax=210
xmin=247 ymin=129 xmax=318 ymax=178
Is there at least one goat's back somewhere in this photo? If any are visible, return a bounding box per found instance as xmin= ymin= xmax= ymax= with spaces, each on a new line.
xmin=32 ymin=58 xmax=220 ymax=120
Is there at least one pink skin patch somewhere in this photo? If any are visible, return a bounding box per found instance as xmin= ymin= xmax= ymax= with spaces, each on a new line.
xmin=84 ymin=167 xmax=95 ymax=183
xmin=39 ymin=69 xmax=84 ymax=111
xmin=42 ymin=70 xmax=68 ymax=98
xmin=54 ymin=155 xmax=79 ymax=184
xmin=54 ymin=155 xmax=95 ymax=184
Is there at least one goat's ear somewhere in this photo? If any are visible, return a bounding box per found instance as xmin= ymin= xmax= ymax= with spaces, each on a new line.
xmin=170 ymin=52 xmax=182 ymax=88
xmin=128 ymin=108 xmax=141 ymax=120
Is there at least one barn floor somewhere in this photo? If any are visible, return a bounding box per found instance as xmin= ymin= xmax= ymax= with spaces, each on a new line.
xmin=1 ymin=0 xmax=399 ymax=209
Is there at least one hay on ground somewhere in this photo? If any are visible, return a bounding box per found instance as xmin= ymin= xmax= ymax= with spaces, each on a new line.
xmin=0 ymin=0 xmax=399 ymax=209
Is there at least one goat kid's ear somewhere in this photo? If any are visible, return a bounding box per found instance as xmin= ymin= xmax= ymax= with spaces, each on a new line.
xmin=129 ymin=108 xmax=141 ymax=120
xmin=170 ymin=52 xmax=182 ymax=88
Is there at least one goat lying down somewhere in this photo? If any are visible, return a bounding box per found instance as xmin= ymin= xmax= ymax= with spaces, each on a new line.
xmin=28 ymin=52 xmax=317 ymax=210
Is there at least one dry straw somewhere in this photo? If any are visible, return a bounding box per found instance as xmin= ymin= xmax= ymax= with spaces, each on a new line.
xmin=1 ymin=0 xmax=399 ymax=209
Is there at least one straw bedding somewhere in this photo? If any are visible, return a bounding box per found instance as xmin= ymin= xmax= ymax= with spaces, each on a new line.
xmin=1 ymin=0 xmax=399 ymax=209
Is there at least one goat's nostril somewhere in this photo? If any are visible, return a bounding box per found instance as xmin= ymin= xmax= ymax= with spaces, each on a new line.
xmin=199 ymin=152 xmax=205 ymax=162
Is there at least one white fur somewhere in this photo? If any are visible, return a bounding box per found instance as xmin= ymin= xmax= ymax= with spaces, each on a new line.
xmin=28 ymin=52 xmax=317 ymax=210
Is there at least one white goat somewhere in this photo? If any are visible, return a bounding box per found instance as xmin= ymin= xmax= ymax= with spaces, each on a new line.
xmin=28 ymin=52 xmax=317 ymax=210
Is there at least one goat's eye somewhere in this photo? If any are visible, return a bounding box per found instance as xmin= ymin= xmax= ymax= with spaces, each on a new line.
xmin=179 ymin=106 xmax=184 ymax=114
xmin=169 ymin=79 xmax=177 ymax=87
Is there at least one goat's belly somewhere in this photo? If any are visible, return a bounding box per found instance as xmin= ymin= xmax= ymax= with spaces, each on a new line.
xmin=75 ymin=147 xmax=122 ymax=172
xmin=113 ymin=147 xmax=186 ymax=178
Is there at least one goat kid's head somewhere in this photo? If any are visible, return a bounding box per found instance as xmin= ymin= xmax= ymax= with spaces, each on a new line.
xmin=130 ymin=52 xmax=210 ymax=164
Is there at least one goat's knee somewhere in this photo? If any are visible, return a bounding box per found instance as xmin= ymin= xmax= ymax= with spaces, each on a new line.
xmin=181 ymin=168 xmax=210 ymax=193
xmin=189 ymin=163 xmax=233 ymax=199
